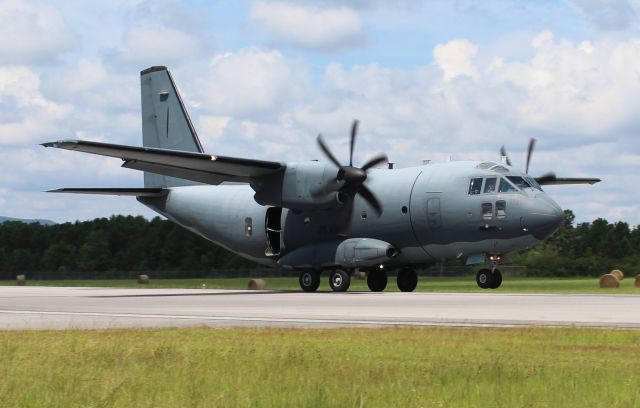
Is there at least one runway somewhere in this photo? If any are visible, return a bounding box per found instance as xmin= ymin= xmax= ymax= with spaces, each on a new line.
xmin=1 ymin=286 xmax=639 ymax=330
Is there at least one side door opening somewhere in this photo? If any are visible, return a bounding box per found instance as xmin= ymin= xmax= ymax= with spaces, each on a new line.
xmin=265 ymin=207 xmax=282 ymax=257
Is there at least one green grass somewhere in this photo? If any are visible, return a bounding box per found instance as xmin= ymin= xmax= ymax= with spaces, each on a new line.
xmin=0 ymin=326 xmax=639 ymax=407
xmin=2 ymin=276 xmax=640 ymax=294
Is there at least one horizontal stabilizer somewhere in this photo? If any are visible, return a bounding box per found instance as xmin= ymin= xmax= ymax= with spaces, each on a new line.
xmin=42 ymin=140 xmax=284 ymax=185
xmin=47 ymin=188 xmax=166 ymax=196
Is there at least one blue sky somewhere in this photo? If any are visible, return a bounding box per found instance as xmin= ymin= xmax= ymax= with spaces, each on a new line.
xmin=1 ymin=0 xmax=640 ymax=225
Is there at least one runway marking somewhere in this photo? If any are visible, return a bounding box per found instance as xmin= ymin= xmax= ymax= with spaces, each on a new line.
xmin=1 ymin=309 xmax=639 ymax=329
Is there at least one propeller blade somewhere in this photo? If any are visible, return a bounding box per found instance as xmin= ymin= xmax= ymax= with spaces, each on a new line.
xmin=361 ymin=153 xmax=388 ymax=171
xmin=310 ymin=178 xmax=345 ymax=198
xmin=357 ymin=184 xmax=383 ymax=216
xmin=500 ymin=145 xmax=512 ymax=166
xmin=317 ymin=134 xmax=342 ymax=169
xmin=349 ymin=119 xmax=359 ymax=167
xmin=535 ymin=171 xmax=557 ymax=185
xmin=525 ymin=138 xmax=536 ymax=174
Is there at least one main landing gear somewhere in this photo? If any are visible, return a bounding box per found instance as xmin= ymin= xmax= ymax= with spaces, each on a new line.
xmin=298 ymin=267 xmax=420 ymax=292
xmin=475 ymin=257 xmax=503 ymax=289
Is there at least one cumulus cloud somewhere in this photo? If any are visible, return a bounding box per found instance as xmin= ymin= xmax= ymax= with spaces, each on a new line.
xmin=104 ymin=23 xmax=210 ymax=69
xmin=433 ymin=39 xmax=479 ymax=81
xmin=250 ymin=1 xmax=364 ymax=50
xmin=0 ymin=0 xmax=78 ymax=65
xmin=191 ymin=48 xmax=310 ymax=118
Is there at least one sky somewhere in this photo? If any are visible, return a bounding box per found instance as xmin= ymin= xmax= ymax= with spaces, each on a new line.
xmin=1 ymin=0 xmax=640 ymax=225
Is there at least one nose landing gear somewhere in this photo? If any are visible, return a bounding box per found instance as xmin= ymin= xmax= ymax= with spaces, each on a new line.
xmin=476 ymin=256 xmax=503 ymax=289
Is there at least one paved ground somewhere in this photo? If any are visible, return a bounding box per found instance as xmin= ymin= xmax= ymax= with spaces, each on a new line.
xmin=0 ymin=286 xmax=639 ymax=330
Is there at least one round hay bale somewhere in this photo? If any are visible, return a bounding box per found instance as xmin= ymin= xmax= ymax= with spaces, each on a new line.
xmin=353 ymin=271 xmax=366 ymax=280
xmin=635 ymin=274 xmax=640 ymax=288
xmin=248 ymin=278 xmax=266 ymax=290
xmin=599 ymin=274 xmax=619 ymax=288
xmin=610 ymin=269 xmax=624 ymax=281
xmin=137 ymin=274 xmax=149 ymax=284
xmin=15 ymin=275 xmax=26 ymax=286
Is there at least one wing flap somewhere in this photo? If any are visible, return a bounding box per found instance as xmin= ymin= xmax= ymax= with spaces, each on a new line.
xmin=42 ymin=140 xmax=284 ymax=185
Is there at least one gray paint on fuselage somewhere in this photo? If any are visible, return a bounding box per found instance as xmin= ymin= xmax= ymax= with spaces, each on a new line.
xmin=139 ymin=160 xmax=563 ymax=269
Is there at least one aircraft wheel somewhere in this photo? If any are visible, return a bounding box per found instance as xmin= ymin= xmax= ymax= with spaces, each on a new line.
xmin=397 ymin=268 xmax=418 ymax=292
xmin=299 ymin=270 xmax=320 ymax=292
xmin=490 ymin=269 xmax=502 ymax=289
xmin=367 ymin=269 xmax=387 ymax=292
xmin=329 ymin=269 xmax=351 ymax=292
xmin=476 ymin=269 xmax=494 ymax=289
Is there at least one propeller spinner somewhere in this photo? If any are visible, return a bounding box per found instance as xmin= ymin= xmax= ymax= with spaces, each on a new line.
xmin=312 ymin=120 xmax=388 ymax=216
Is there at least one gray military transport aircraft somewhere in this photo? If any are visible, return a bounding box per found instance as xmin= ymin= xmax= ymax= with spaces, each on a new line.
xmin=43 ymin=66 xmax=600 ymax=293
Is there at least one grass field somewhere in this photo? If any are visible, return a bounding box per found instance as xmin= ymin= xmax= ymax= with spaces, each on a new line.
xmin=0 ymin=326 xmax=639 ymax=407
xmin=2 ymin=276 xmax=640 ymax=294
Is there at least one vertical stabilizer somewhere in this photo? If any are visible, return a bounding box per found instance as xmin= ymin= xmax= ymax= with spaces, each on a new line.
xmin=140 ymin=66 xmax=204 ymax=187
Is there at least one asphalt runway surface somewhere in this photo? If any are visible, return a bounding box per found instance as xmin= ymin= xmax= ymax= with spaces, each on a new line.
xmin=0 ymin=286 xmax=639 ymax=330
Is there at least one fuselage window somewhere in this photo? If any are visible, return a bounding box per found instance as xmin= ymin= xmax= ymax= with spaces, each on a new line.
xmin=496 ymin=200 xmax=506 ymax=218
xmin=484 ymin=177 xmax=497 ymax=194
xmin=482 ymin=202 xmax=493 ymax=220
xmin=498 ymin=178 xmax=517 ymax=193
xmin=506 ymin=176 xmax=532 ymax=190
xmin=468 ymin=178 xmax=483 ymax=195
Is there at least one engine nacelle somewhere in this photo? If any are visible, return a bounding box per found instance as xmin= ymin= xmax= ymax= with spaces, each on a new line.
xmin=277 ymin=238 xmax=398 ymax=269
xmin=253 ymin=161 xmax=343 ymax=211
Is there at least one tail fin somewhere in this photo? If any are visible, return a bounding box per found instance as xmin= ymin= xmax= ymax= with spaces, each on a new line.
xmin=140 ymin=66 xmax=204 ymax=188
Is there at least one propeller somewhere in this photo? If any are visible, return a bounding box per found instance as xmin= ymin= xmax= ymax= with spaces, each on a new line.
xmin=500 ymin=138 xmax=537 ymax=174
xmin=499 ymin=139 xmax=601 ymax=186
xmin=312 ymin=120 xmax=388 ymax=216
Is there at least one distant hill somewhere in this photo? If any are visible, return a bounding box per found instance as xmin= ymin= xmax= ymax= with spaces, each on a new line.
xmin=0 ymin=216 xmax=56 ymax=225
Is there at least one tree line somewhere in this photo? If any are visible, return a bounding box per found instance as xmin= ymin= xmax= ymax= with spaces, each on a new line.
xmin=0 ymin=210 xmax=637 ymax=279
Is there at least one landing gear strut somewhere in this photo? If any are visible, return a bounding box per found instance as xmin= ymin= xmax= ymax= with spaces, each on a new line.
xmin=329 ymin=269 xmax=351 ymax=292
xmin=299 ymin=270 xmax=320 ymax=292
xmin=367 ymin=269 xmax=387 ymax=292
xmin=397 ymin=267 xmax=418 ymax=292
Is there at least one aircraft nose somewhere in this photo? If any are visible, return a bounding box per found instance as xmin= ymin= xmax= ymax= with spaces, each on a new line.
xmin=527 ymin=198 xmax=564 ymax=240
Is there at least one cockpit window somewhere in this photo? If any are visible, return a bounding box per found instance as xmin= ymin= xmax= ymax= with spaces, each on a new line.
xmin=483 ymin=177 xmax=497 ymax=193
xmin=506 ymin=176 xmax=532 ymax=190
xmin=468 ymin=178 xmax=483 ymax=195
xmin=498 ymin=178 xmax=517 ymax=193
xmin=526 ymin=176 xmax=543 ymax=191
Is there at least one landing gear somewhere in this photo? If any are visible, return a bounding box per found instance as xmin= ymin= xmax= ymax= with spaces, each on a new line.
xmin=329 ymin=269 xmax=351 ymax=292
xmin=475 ymin=268 xmax=502 ymax=289
xmin=299 ymin=270 xmax=320 ymax=292
xmin=367 ymin=269 xmax=387 ymax=292
xmin=397 ymin=268 xmax=418 ymax=292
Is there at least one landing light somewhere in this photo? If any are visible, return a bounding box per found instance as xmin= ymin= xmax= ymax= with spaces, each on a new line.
xmin=379 ymin=265 xmax=384 ymax=269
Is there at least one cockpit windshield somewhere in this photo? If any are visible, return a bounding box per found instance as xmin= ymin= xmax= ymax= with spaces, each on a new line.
xmin=498 ymin=178 xmax=517 ymax=193
xmin=506 ymin=176 xmax=532 ymax=190
xmin=525 ymin=176 xmax=543 ymax=191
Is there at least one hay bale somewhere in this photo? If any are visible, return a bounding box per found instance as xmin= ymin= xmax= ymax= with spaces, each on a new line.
xmin=610 ymin=269 xmax=624 ymax=281
xmin=599 ymin=274 xmax=619 ymax=288
xmin=635 ymin=274 xmax=640 ymax=288
xmin=353 ymin=271 xmax=366 ymax=280
xmin=15 ymin=275 xmax=26 ymax=286
xmin=248 ymin=278 xmax=266 ymax=290
xmin=137 ymin=274 xmax=149 ymax=284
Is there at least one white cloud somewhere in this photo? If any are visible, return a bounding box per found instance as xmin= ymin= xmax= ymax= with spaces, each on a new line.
xmin=433 ymin=39 xmax=479 ymax=81
xmin=191 ymin=48 xmax=310 ymax=118
xmin=105 ymin=23 xmax=209 ymax=69
xmin=569 ymin=0 xmax=638 ymax=30
xmin=0 ymin=0 xmax=78 ymax=65
xmin=250 ymin=1 xmax=364 ymax=50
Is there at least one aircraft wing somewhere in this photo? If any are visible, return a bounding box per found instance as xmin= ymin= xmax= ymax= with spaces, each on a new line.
xmin=535 ymin=174 xmax=601 ymax=186
xmin=42 ymin=140 xmax=284 ymax=185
